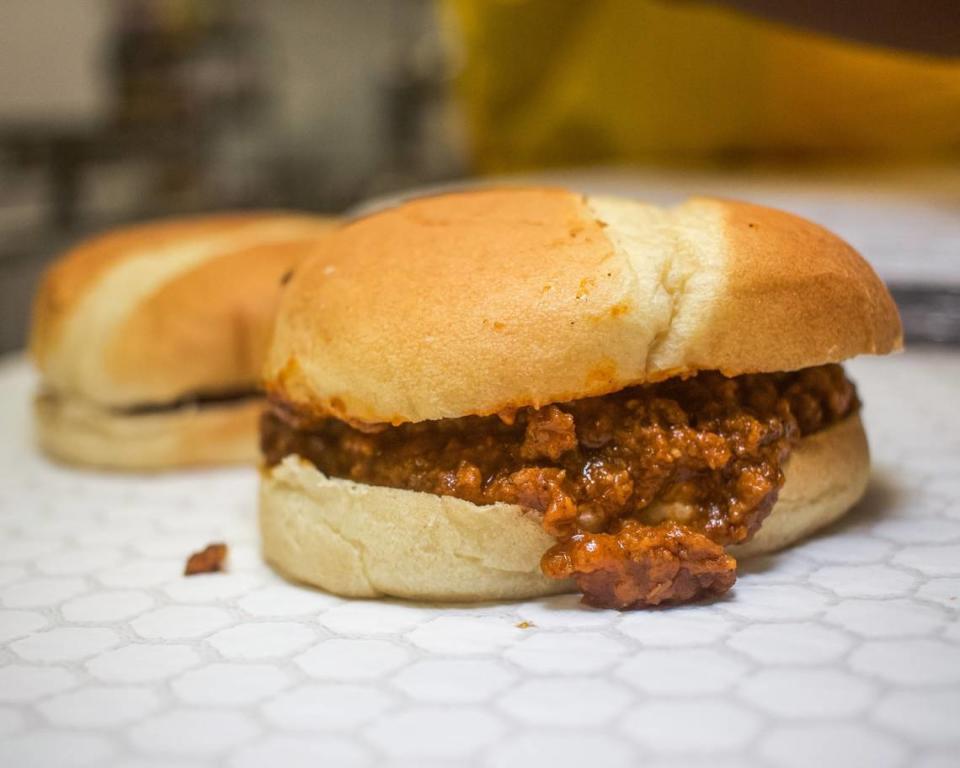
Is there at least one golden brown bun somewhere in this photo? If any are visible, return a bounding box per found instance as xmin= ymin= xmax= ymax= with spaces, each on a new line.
xmin=31 ymin=212 xmax=337 ymax=408
xmin=259 ymin=413 xmax=869 ymax=601
xmin=35 ymin=393 xmax=263 ymax=471
xmin=265 ymin=188 xmax=901 ymax=424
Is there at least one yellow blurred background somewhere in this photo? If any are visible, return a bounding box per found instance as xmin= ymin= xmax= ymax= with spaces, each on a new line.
xmin=447 ymin=0 xmax=960 ymax=170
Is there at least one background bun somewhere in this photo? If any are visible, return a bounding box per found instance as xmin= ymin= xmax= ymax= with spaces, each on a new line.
xmin=260 ymin=414 xmax=869 ymax=601
xmin=35 ymin=393 xmax=262 ymax=470
xmin=32 ymin=213 xmax=336 ymax=407
xmin=265 ymin=187 xmax=901 ymax=424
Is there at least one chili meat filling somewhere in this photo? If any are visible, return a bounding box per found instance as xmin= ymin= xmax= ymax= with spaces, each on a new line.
xmin=262 ymin=365 xmax=858 ymax=608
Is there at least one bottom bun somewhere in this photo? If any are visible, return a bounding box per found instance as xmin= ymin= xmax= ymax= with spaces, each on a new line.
xmin=35 ymin=393 xmax=263 ymax=470
xmin=260 ymin=413 xmax=869 ymax=602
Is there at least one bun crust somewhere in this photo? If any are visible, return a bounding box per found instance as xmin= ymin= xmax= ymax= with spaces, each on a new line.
xmin=265 ymin=188 xmax=901 ymax=424
xmin=31 ymin=213 xmax=337 ymax=407
xmin=259 ymin=413 xmax=869 ymax=601
xmin=35 ymin=394 xmax=263 ymax=470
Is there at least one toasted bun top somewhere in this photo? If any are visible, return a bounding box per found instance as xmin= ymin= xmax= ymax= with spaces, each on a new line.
xmin=32 ymin=212 xmax=337 ymax=406
xmin=265 ymin=187 xmax=901 ymax=424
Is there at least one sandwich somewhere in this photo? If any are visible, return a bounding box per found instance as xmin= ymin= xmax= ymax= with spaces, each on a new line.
xmin=259 ymin=187 xmax=901 ymax=608
xmin=31 ymin=212 xmax=335 ymax=470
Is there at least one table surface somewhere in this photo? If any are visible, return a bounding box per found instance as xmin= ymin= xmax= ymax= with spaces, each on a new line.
xmin=1 ymin=350 xmax=959 ymax=768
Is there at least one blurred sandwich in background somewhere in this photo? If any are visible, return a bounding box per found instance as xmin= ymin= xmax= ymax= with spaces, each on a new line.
xmin=30 ymin=212 xmax=336 ymax=470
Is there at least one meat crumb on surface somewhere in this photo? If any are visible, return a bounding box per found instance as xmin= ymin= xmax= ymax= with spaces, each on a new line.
xmin=184 ymin=543 xmax=228 ymax=576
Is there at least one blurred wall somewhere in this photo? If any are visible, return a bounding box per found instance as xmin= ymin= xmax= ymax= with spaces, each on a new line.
xmin=0 ymin=0 xmax=452 ymax=354
xmin=260 ymin=1 xmax=402 ymax=197
xmin=257 ymin=0 xmax=454 ymax=205
xmin=0 ymin=0 xmax=110 ymax=124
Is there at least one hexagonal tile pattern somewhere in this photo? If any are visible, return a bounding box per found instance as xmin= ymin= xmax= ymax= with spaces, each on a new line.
xmin=1 ymin=577 xmax=87 ymax=608
xmin=129 ymin=710 xmax=260 ymax=757
xmin=163 ymin=574 xmax=262 ymax=604
xmin=617 ymin=607 xmax=732 ymax=646
xmin=207 ymin=622 xmax=316 ymax=659
xmin=38 ymin=687 xmax=161 ymax=728
xmin=171 ymin=663 xmax=290 ymax=705
xmin=727 ymin=622 xmax=852 ymax=664
xmin=0 ymin=665 xmax=77 ymax=702
xmin=0 ymin=729 xmax=115 ymax=767
xmin=488 ymin=732 xmax=635 ymax=768
xmin=498 ymin=678 xmax=632 ymax=726
xmin=1 ymin=351 xmax=959 ymax=766
xmin=871 ymin=518 xmax=960 ymax=545
xmin=759 ymin=724 xmax=907 ymax=768
xmin=0 ymin=539 xmax=60 ymax=564
xmin=392 ymin=659 xmax=515 ymax=702
xmin=915 ymin=578 xmax=960 ymax=607
xmin=261 ymin=685 xmax=392 ymax=731
xmin=366 ymin=707 xmax=504 ymax=759
xmin=824 ymin=599 xmax=945 ymax=637
xmin=97 ymin=561 xmax=180 ymax=589
xmin=515 ymin=595 xmax=618 ymax=628
xmin=737 ymin=548 xmax=818 ymax=581
xmin=236 ymin=585 xmax=339 ymax=617
xmin=11 ymin=627 xmax=119 ymax=662
xmin=893 ymin=545 xmax=960 ymax=576
xmin=799 ymin=535 xmax=894 ymax=564
xmin=295 ymin=638 xmax=412 ymax=680
xmin=503 ymin=631 xmax=627 ymax=674
xmin=849 ymin=639 xmax=960 ymax=685
xmin=722 ymin=584 xmax=829 ymax=620
xmin=738 ymin=669 xmax=876 ymax=717
xmin=618 ymin=648 xmax=747 ymax=694
xmin=0 ymin=610 xmax=47 ymax=643
xmin=35 ymin=547 xmax=122 ymax=576
xmin=318 ymin=601 xmax=431 ymax=635
xmin=228 ymin=735 xmax=370 ymax=768
xmin=60 ymin=591 xmax=154 ymax=623
xmin=131 ymin=606 xmax=233 ymax=640
xmin=809 ymin=565 xmax=917 ymax=598
xmin=408 ymin=616 xmax=523 ymax=654
xmin=621 ymin=700 xmax=761 ymax=753
xmin=86 ymin=644 xmax=200 ymax=683
xmin=874 ymin=689 xmax=960 ymax=745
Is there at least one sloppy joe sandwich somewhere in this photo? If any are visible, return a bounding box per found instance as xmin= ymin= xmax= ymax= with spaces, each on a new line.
xmin=31 ymin=212 xmax=336 ymax=470
xmin=259 ymin=187 xmax=901 ymax=608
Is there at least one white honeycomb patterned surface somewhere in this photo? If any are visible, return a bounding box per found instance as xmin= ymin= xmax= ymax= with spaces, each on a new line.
xmin=1 ymin=351 xmax=958 ymax=768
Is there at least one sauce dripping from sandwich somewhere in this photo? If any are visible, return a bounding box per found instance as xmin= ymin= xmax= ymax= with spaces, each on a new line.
xmin=261 ymin=364 xmax=857 ymax=608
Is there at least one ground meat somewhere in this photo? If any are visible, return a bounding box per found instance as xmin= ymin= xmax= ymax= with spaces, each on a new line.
xmin=262 ymin=364 xmax=858 ymax=608
xmin=541 ymin=521 xmax=737 ymax=608
xmin=520 ymin=405 xmax=577 ymax=460
xmin=184 ymin=543 xmax=228 ymax=575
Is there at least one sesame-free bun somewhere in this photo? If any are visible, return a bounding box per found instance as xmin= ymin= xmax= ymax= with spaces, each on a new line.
xmin=32 ymin=213 xmax=336 ymax=407
xmin=265 ymin=187 xmax=901 ymax=425
xmin=35 ymin=392 xmax=263 ymax=470
xmin=259 ymin=414 xmax=869 ymax=601
xmin=30 ymin=212 xmax=336 ymax=469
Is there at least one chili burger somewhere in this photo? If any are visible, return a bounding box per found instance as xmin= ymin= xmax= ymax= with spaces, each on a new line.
xmin=260 ymin=188 xmax=901 ymax=608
